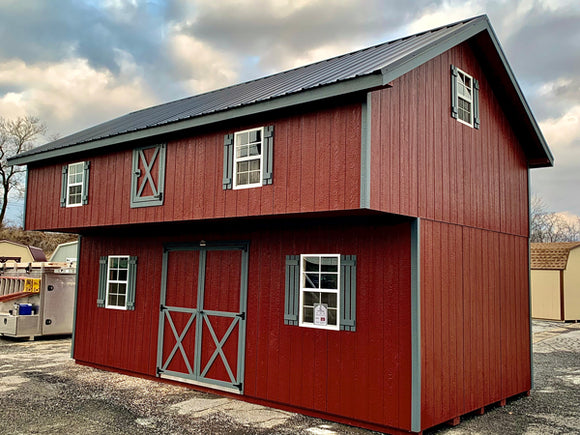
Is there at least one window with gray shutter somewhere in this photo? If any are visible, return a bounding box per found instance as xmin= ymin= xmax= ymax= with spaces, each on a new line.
xmin=98 ymin=255 xmax=138 ymax=310
xmin=61 ymin=161 xmax=89 ymax=207
xmin=223 ymin=125 xmax=274 ymax=190
xmin=284 ymin=254 xmax=356 ymax=331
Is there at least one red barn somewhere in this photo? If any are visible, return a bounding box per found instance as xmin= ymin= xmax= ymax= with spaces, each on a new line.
xmin=10 ymin=16 xmax=553 ymax=434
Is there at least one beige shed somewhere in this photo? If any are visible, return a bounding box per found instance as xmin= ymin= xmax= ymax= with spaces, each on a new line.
xmin=0 ymin=240 xmax=47 ymax=263
xmin=531 ymin=242 xmax=580 ymax=321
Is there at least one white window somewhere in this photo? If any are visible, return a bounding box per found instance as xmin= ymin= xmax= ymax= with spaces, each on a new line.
xmin=299 ymin=254 xmax=340 ymax=330
xmin=456 ymin=68 xmax=473 ymax=127
xmin=233 ymin=127 xmax=263 ymax=189
xmin=106 ymin=256 xmax=129 ymax=309
xmin=66 ymin=162 xmax=85 ymax=207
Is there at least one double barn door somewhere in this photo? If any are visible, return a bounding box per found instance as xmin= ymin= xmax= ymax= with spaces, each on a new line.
xmin=157 ymin=242 xmax=248 ymax=393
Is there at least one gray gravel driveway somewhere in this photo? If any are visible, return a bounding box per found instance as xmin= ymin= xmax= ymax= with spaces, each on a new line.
xmin=1 ymin=320 xmax=579 ymax=434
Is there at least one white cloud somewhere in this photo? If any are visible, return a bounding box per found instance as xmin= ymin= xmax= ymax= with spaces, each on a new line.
xmin=404 ymin=1 xmax=483 ymax=34
xmin=0 ymin=58 xmax=156 ymax=136
xmin=539 ymin=105 xmax=580 ymax=149
xmin=168 ymin=32 xmax=239 ymax=94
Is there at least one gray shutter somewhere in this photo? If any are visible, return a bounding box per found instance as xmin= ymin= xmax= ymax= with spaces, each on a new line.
xmin=451 ymin=65 xmax=458 ymax=119
xmin=340 ymin=255 xmax=357 ymax=331
xmin=82 ymin=161 xmax=90 ymax=205
xmin=97 ymin=256 xmax=107 ymax=307
xmin=60 ymin=165 xmax=68 ymax=207
xmin=262 ymin=125 xmax=274 ymax=185
xmin=284 ymin=255 xmax=300 ymax=325
xmin=126 ymin=256 xmax=138 ymax=311
xmin=473 ymin=78 xmax=480 ymax=129
xmin=223 ymin=134 xmax=234 ymax=189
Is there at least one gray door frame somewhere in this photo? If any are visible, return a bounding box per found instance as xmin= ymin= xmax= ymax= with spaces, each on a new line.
xmin=156 ymin=241 xmax=249 ymax=394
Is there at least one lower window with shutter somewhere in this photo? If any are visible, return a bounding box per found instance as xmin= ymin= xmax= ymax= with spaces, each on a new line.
xmin=97 ymin=255 xmax=137 ymax=310
xmin=285 ymin=254 xmax=356 ymax=331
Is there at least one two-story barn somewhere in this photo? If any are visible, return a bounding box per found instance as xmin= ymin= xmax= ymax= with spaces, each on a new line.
xmin=10 ymin=15 xmax=553 ymax=435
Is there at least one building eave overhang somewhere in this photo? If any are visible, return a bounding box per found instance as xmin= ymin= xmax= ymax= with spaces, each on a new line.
xmin=9 ymin=74 xmax=385 ymax=166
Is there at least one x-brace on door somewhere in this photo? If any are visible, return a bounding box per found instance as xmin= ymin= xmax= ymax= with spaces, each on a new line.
xmin=157 ymin=241 xmax=249 ymax=394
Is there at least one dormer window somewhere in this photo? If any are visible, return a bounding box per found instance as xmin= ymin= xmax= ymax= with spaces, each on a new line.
xmin=451 ymin=65 xmax=480 ymax=129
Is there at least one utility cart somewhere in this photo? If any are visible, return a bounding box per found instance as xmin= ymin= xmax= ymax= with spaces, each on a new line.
xmin=0 ymin=262 xmax=76 ymax=339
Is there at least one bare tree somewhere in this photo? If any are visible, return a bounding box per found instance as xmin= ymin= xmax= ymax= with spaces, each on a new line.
xmin=530 ymin=195 xmax=580 ymax=242
xmin=0 ymin=116 xmax=47 ymax=225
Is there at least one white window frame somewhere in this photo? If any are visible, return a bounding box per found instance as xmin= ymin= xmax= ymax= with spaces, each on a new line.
xmin=299 ymin=254 xmax=340 ymax=331
xmin=456 ymin=67 xmax=474 ymax=127
xmin=66 ymin=162 xmax=85 ymax=207
xmin=233 ymin=126 xmax=264 ymax=190
xmin=105 ymin=255 xmax=130 ymax=310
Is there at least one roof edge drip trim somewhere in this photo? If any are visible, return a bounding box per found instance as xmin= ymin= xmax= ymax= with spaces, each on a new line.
xmin=9 ymin=74 xmax=384 ymax=166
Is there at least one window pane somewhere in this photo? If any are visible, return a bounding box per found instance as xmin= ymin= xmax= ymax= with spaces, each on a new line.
xmin=327 ymin=309 xmax=337 ymax=325
xmin=117 ymin=295 xmax=126 ymax=307
xmin=237 ymin=132 xmax=248 ymax=145
xmin=250 ymin=159 xmax=260 ymax=171
xmin=238 ymin=161 xmax=248 ymax=172
xmin=118 ymin=270 xmax=128 ymax=281
xmin=108 ymin=294 xmax=117 ymax=306
xmin=304 ymin=257 xmax=319 ymax=272
xmin=304 ymin=273 xmax=319 ymax=288
xmin=110 ymin=257 xmax=118 ymax=268
xmin=109 ymin=270 xmax=118 ymax=281
xmin=237 ymin=146 xmax=248 ymax=158
xmin=303 ymin=291 xmax=319 ymax=306
xmin=119 ymin=257 xmax=128 ymax=269
xmin=117 ymin=283 xmax=127 ymax=296
xmin=249 ymin=171 xmax=260 ymax=184
xmin=321 ymin=257 xmax=338 ymax=272
xmin=321 ymin=274 xmax=338 ymax=289
xmin=237 ymin=173 xmax=248 ymax=185
xmin=249 ymin=144 xmax=260 ymax=156
xmin=303 ymin=307 xmax=314 ymax=323
xmin=321 ymin=292 xmax=337 ymax=308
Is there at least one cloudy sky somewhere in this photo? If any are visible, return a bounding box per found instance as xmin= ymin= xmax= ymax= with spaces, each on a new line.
xmin=0 ymin=0 xmax=579 ymax=224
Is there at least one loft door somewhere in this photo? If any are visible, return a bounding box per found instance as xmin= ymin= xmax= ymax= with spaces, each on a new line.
xmin=157 ymin=241 xmax=248 ymax=393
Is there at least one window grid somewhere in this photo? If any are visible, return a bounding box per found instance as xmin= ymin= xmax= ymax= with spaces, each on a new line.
xmin=106 ymin=255 xmax=129 ymax=309
xmin=233 ymin=127 xmax=263 ymax=189
xmin=299 ymin=254 xmax=340 ymax=331
xmin=457 ymin=69 xmax=473 ymax=126
xmin=66 ymin=162 xmax=84 ymax=207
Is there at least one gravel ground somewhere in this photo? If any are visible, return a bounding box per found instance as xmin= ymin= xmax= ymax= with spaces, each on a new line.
xmin=1 ymin=320 xmax=579 ymax=435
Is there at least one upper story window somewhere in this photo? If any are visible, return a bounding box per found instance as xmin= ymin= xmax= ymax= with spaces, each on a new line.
xmin=234 ymin=127 xmax=263 ymax=189
xmin=223 ymin=125 xmax=274 ymax=190
xmin=97 ymin=255 xmax=137 ymax=310
xmin=60 ymin=161 xmax=90 ymax=207
xmin=451 ymin=65 xmax=480 ymax=129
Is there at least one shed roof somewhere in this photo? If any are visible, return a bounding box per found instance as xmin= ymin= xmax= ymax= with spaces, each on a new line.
xmin=0 ymin=239 xmax=47 ymax=262
xmin=9 ymin=15 xmax=552 ymax=168
xmin=530 ymin=242 xmax=580 ymax=270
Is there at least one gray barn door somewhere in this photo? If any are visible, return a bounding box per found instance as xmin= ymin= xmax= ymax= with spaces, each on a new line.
xmin=157 ymin=241 xmax=249 ymax=394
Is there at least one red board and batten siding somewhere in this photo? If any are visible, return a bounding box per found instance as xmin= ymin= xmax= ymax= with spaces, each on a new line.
xmin=24 ymin=104 xmax=361 ymax=232
xmin=367 ymin=42 xmax=531 ymax=430
xmin=73 ymin=220 xmax=413 ymax=433
xmin=369 ymin=41 xmax=529 ymax=237
xmin=420 ymin=221 xmax=530 ymax=429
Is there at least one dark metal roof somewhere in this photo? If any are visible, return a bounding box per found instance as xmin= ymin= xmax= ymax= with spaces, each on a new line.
xmin=9 ymin=14 xmax=553 ymax=168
